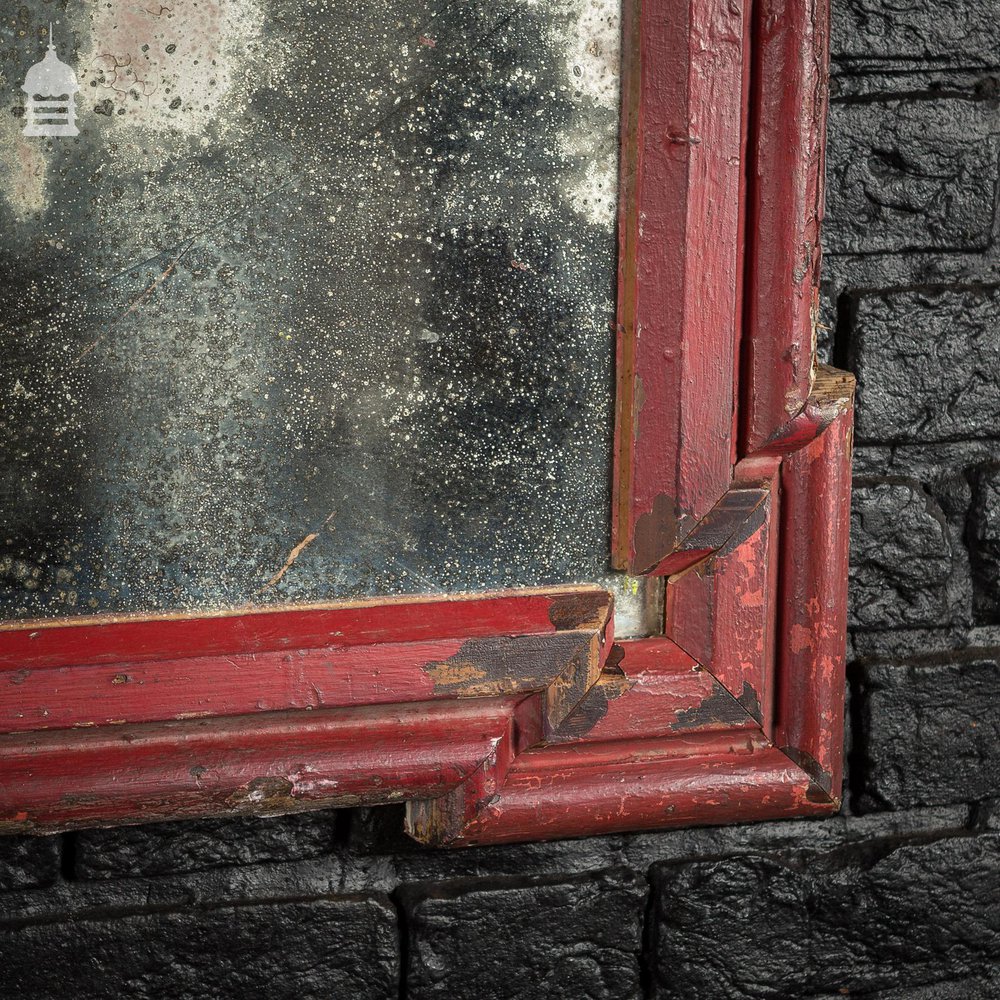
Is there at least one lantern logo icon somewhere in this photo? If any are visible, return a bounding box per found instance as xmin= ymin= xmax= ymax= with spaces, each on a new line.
xmin=22 ymin=24 xmax=80 ymax=137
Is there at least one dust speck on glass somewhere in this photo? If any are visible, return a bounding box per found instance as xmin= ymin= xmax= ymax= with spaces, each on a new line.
xmin=1 ymin=0 xmax=659 ymax=635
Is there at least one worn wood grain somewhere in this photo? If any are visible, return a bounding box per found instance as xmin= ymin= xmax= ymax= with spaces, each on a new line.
xmin=0 ymin=588 xmax=611 ymax=669
xmin=666 ymin=459 xmax=781 ymax=732
xmin=0 ymin=696 xmax=539 ymax=835
xmin=0 ymin=588 xmax=612 ymax=736
xmin=423 ymin=741 xmax=830 ymax=847
xmin=545 ymin=638 xmax=760 ymax=746
xmin=613 ymin=0 xmax=748 ymax=574
xmin=410 ymin=382 xmax=853 ymax=846
xmin=743 ymin=0 xmax=831 ymax=453
xmin=774 ymin=394 xmax=854 ymax=798
xmin=0 ymin=588 xmax=613 ymax=836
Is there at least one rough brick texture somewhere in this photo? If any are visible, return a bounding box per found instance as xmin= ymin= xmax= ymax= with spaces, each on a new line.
xmin=73 ymin=810 xmax=339 ymax=880
xmin=856 ymin=655 xmax=1000 ymax=810
xmin=968 ymin=463 xmax=1000 ymax=624
xmin=0 ymin=894 xmax=399 ymax=1000
xmin=0 ymin=834 xmax=60 ymax=892
xmin=401 ymin=869 xmax=645 ymax=1000
xmin=819 ymin=6 xmax=1000 ymax=987
xmin=650 ymin=834 xmax=1000 ymax=999
xmin=851 ymin=287 xmax=1000 ymax=444
xmin=849 ymin=478 xmax=953 ymax=627
xmin=831 ymin=0 xmax=1000 ymax=66
xmin=825 ymin=101 xmax=999 ymax=255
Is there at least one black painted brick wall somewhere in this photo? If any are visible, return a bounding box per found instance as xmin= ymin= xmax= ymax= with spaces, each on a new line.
xmin=3 ymin=2 xmax=1000 ymax=996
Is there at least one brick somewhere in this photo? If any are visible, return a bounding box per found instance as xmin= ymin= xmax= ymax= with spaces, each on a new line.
xmin=856 ymin=972 xmax=1000 ymax=999
xmin=74 ymin=811 xmax=339 ymax=880
xmin=0 ymin=893 xmax=398 ymax=1000
xmin=0 ymin=834 xmax=61 ymax=892
xmin=849 ymin=478 xmax=953 ymax=628
xmin=402 ymin=868 xmax=644 ymax=1000
xmin=831 ymin=0 xmax=1000 ymax=67
xmin=968 ymin=463 xmax=1000 ymax=624
xmin=351 ymin=805 xmax=973 ymax=892
xmin=981 ymin=798 xmax=1000 ymax=831
xmin=856 ymin=654 xmax=1000 ymax=810
xmin=851 ymin=286 xmax=1000 ymax=443
xmin=825 ymin=100 xmax=999 ymax=255
xmin=851 ymin=623 xmax=1000 ymax=662
xmin=650 ymin=833 xmax=1000 ymax=998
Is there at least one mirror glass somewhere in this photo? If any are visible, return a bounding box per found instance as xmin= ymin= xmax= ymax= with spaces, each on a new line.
xmin=1 ymin=1 xmax=661 ymax=634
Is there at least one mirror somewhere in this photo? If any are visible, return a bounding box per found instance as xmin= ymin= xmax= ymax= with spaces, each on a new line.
xmin=1 ymin=1 xmax=661 ymax=634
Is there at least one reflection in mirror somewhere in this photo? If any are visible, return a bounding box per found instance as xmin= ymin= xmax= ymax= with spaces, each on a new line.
xmin=0 ymin=1 xmax=660 ymax=634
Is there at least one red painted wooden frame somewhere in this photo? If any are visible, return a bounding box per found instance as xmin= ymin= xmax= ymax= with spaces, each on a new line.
xmin=0 ymin=0 xmax=853 ymax=846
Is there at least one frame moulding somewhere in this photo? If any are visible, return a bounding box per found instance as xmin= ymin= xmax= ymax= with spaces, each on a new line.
xmin=0 ymin=0 xmax=853 ymax=848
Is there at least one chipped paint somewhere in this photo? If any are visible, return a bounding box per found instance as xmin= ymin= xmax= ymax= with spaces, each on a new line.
xmin=224 ymin=775 xmax=297 ymax=812
xmin=425 ymin=660 xmax=488 ymax=688
xmin=547 ymin=590 xmax=612 ymax=631
xmin=671 ymin=680 xmax=757 ymax=731
xmin=547 ymin=660 xmax=633 ymax=740
xmin=632 ymin=493 xmax=686 ymax=574
xmin=424 ymin=633 xmax=594 ymax=703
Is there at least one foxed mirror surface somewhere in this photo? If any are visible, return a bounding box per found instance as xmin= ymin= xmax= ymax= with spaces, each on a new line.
xmin=1 ymin=1 xmax=659 ymax=633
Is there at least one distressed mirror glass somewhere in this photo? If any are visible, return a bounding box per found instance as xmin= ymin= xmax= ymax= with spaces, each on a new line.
xmin=1 ymin=1 xmax=665 ymax=634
